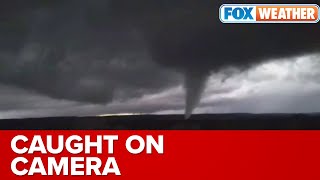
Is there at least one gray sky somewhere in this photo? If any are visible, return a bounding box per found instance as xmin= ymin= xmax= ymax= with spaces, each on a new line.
xmin=0 ymin=54 xmax=320 ymax=119
xmin=0 ymin=0 xmax=319 ymax=119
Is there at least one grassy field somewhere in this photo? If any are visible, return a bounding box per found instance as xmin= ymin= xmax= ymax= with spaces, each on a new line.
xmin=1 ymin=113 xmax=320 ymax=130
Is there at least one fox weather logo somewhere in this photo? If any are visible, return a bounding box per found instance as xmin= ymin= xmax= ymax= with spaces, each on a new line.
xmin=219 ymin=4 xmax=319 ymax=23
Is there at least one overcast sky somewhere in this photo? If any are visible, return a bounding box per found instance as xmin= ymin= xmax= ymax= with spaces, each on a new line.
xmin=1 ymin=54 xmax=320 ymax=119
xmin=0 ymin=1 xmax=319 ymax=119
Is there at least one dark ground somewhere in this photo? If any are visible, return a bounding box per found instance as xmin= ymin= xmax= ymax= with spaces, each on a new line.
xmin=1 ymin=114 xmax=320 ymax=130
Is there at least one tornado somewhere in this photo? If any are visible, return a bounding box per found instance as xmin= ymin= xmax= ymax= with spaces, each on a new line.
xmin=184 ymin=70 xmax=210 ymax=119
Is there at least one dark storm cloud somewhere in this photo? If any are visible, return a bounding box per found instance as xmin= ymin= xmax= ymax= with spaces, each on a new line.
xmin=109 ymin=0 xmax=320 ymax=68
xmin=0 ymin=0 xmax=320 ymax=117
xmin=0 ymin=0 xmax=181 ymax=104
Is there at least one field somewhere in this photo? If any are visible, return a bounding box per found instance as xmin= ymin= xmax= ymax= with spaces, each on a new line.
xmin=1 ymin=114 xmax=320 ymax=130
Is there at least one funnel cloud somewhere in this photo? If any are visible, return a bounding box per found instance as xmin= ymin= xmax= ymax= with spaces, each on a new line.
xmin=184 ymin=71 xmax=210 ymax=119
